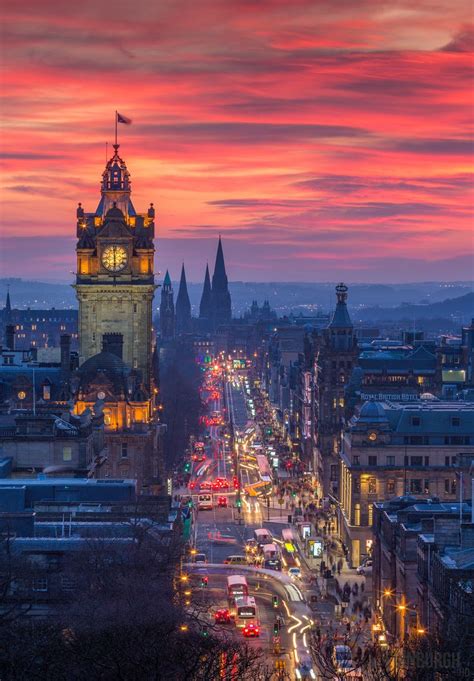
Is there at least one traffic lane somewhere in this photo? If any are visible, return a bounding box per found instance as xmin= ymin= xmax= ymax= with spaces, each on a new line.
xmin=184 ymin=568 xmax=295 ymax=666
xmin=194 ymin=508 xmax=247 ymax=564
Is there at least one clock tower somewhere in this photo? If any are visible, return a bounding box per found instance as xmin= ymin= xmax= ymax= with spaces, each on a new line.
xmin=74 ymin=144 xmax=156 ymax=388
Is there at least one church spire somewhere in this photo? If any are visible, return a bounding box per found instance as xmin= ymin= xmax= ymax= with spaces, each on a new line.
xmin=160 ymin=270 xmax=175 ymax=340
xmin=211 ymin=237 xmax=232 ymax=328
xmin=163 ymin=269 xmax=172 ymax=290
xmin=199 ymin=263 xmax=212 ymax=321
xmin=176 ymin=264 xmax=192 ymax=334
xmin=212 ymin=236 xmax=228 ymax=290
xmin=4 ymin=287 xmax=12 ymax=325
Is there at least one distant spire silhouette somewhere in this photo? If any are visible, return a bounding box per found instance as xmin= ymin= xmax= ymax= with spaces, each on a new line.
xmin=211 ymin=237 xmax=232 ymax=328
xmin=176 ymin=264 xmax=192 ymax=334
xmin=199 ymin=263 xmax=212 ymax=321
xmin=160 ymin=270 xmax=175 ymax=340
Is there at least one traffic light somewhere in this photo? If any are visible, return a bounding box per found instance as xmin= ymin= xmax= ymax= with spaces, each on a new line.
xmin=273 ymin=621 xmax=279 ymax=635
xmin=184 ymin=461 xmax=191 ymax=473
xmin=291 ymin=490 xmax=297 ymax=498
xmin=235 ymin=497 xmax=242 ymax=508
xmin=272 ymin=595 xmax=279 ymax=608
xmin=202 ymin=626 xmax=209 ymax=637
xmin=201 ymin=576 xmax=208 ymax=587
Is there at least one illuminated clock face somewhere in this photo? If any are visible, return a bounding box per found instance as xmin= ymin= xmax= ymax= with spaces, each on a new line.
xmin=102 ymin=245 xmax=128 ymax=272
xmin=368 ymin=431 xmax=378 ymax=442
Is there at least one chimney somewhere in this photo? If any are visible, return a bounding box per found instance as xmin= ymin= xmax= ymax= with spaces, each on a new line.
xmin=5 ymin=324 xmax=15 ymax=350
xmin=102 ymin=333 xmax=123 ymax=359
xmin=60 ymin=334 xmax=71 ymax=377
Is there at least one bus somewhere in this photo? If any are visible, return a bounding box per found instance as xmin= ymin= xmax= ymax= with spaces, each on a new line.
xmin=226 ymin=575 xmax=249 ymax=601
xmin=234 ymin=595 xmax=258 ymax=628
xmin=253 ymin=528 xmax=273 ymax=546
xmin=262 ymin=543 xmax=282 ymax=571
xmin=281 ymin=528 xmax=300 ymax=568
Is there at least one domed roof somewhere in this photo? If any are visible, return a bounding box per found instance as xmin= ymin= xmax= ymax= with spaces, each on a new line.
xmin=359 ymin=399 xmax=388 ymax=421
xmin=99 ymin=205 xmax=131 ymax=237
xmin=78 ymin=351 xmax=129 ymax=377
xmin=105 ymin=205 xmax=125 ymax=220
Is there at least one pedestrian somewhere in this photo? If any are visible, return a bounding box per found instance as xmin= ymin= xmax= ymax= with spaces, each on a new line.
xmin=332 ymin=564 xmax=336 ymax=575
xmin=361 ymin=581 xmax=365 ymax=593
xmin=337 ymin=558 xmax=343 ymax=572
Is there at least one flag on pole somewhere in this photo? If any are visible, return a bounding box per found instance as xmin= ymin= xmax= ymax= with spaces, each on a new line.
xmin=117 ymin=112 xmax=132 ymax=125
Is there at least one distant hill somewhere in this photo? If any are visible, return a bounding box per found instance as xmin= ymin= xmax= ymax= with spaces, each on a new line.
xmin=0 ymin=277 xmax=472 ymax=319
xmin=356 ymin=292 xmax=474 ymax=323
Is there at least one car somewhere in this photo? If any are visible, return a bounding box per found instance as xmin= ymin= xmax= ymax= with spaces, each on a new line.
xmin=243 ymin=622 xmax=260 ymax=637
xmin=223 ymin=555 xmax=248 ymax=565
xmin=192 ymin=454 xmax=206 ymax=462
xmin=192 ymin=553 xmax=207 ymax=564
xmin=217 ymin=496 xmax=228 ymax=508
xmin=214 ymin=608 xmax=232 ymax=624
xmin=356 ymin=559 xmax=373 ymax=575
xmin=296 ymin=656 xmax=316 ymax=680
xmin=199 ymin=481 xmax=212 ymax=490
xmin=288 ymin=567 xmax=301 ymax=580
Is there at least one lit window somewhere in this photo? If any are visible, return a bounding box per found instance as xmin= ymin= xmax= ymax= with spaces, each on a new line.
xmin=63 ymin=447 xmax=72 ymax=462
xmin=368 ymin=477 xmax=377 ymax=494
xmin=32 ymin=578 xmax=48 ymax=592
xmin=43 ymin=385 xmax=51 ymax=400
xmin=354 ymin=504 xmax=361 ymax=526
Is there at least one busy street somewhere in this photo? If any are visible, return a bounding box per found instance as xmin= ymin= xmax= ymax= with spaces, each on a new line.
xmin=172 ymin=354 xmax=376 ymax=680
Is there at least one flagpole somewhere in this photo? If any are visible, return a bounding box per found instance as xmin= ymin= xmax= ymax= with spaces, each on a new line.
xmin=115 ymin=110 xmax=118 ymax=146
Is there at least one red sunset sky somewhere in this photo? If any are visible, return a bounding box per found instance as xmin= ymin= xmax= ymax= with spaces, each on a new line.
xmin=0 ymin=0 xmax=473 ymax=283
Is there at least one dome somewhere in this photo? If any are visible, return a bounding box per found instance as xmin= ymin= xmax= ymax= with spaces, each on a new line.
xmin=78 ymin=351 xmax=129 ymax=377
xmin=105 ymin=205 xmax=125 ymax=220
xmin=359 ymin=399 xmax=388 ymax=421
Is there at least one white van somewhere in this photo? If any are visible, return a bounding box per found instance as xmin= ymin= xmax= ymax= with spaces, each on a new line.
xmin=253 ymin=528 xmax=273 ymax=546
xmin=198 ymin=494 xmax=213 ymax=510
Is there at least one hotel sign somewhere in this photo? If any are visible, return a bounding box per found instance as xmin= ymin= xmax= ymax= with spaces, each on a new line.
xmin=359 ymin=392 xmax=418 ymax=402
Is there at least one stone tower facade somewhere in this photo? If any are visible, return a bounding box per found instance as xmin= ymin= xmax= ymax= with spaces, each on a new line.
xmin=74 ymin=145 xmax=156 ymax=389
xmin=317 ymin=283 xmax=358 ymax=494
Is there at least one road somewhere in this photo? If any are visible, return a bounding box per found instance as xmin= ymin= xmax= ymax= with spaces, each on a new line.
xmin=179 ymin=363 xmax=372 ymax=680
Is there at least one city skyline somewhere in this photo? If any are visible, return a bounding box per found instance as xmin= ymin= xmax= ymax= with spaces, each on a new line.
xmin=1 ymin=0 xmax=473 ymax=282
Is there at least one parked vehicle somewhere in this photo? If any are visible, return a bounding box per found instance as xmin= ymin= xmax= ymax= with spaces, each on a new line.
xmin=356 ymin=559 xmax=373 ymax=575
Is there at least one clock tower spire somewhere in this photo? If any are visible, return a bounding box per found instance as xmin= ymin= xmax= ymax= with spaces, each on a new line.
xmin=74 ymin=146 xmax=156 ymax=388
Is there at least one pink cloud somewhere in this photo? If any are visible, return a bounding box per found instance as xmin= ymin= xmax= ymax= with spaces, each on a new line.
xmin=0 ymin=1 xmax=472 ymax=281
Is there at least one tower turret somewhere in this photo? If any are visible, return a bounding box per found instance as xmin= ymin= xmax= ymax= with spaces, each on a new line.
xmin=97 ymin=144 xmax=135 ymax=219
xmin=327 ymin=282 xmax=355 ymax=350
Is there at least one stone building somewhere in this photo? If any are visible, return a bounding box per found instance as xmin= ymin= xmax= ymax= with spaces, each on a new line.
xmin=316 ymin=283 xmax=359 ymax=493
xmin=372 ymin=498 xmax=474 ymax=643
xmin=338 ymin=399 xmax=474 ymax=566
